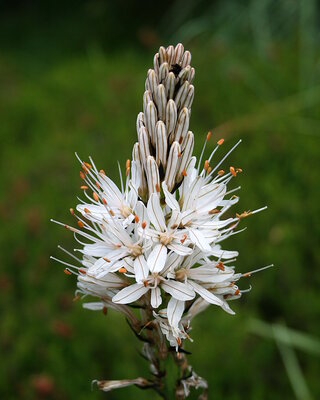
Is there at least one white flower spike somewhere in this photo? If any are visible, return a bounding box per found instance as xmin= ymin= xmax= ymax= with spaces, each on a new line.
xmin=51 ymin=44 xmax=272 ymax=397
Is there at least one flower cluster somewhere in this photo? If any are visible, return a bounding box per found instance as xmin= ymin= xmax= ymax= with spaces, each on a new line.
xmin=52 ymin=44 xmax=270 ymax=351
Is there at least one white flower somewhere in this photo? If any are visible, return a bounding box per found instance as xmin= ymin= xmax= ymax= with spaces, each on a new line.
xmin=51 ymin=43 xmax=272 ymax=351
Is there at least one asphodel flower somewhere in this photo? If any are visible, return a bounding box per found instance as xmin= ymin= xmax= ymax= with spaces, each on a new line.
xmin=51 ymin=44 xmax=272 ymax=397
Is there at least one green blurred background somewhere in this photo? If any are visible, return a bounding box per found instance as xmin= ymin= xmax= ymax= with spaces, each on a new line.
xmin=1 ymin=0 xmax=319 ymax=399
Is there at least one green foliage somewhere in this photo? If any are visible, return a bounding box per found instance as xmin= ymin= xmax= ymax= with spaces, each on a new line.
xmin=1 ymin=1 xmax=319 ymax=398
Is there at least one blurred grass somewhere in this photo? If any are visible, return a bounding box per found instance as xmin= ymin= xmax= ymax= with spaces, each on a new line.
xmin=1 ymin=1 xmax=320 ymax=399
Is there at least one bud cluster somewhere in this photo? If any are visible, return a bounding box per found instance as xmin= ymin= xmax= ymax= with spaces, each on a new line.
xmin=134 ymin=44 xmax=195 ymax=199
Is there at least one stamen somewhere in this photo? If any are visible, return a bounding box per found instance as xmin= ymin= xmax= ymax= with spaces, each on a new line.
xmin=77 ymin=221 xmax=84 ymax=229
xmin=70 ymin=208 xmax=75 ymax=216
xmin=208 ymin=208 xmax=219 ymax=215
xmin=230 ymin=166 xmax=236 ymax=177
xmin=180 ymin=234 xmax=187 ymax=244
xmin=242 ymin=264 xmax=274 ymax=278
xmin=93 ymin=192 xmax=99 ymax=202
xmin=207 ymin=139 xmax=242 ymax=178
xmin=80 ymin=171 xmax=85 ymax=180
xmin=197 ymin=131 xmax=211 ymax=171
xmin=216 ymin=262 xmax=225 ymax=271
xmin=119 ymin=267 xmax=127 ymax=274
xmin=80 ymin=185 xmax=89 ymax=190
xmin=217 ymin=138 xmax=224 ymax=146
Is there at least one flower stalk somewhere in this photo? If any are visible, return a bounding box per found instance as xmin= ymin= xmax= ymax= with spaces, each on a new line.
xmin=51 ymin=43 xmax=272 ymax=398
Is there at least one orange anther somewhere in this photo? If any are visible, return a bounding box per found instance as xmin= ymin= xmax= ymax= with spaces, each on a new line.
xmin=99 ymin=169 xmax=106 ymax=175
xmin=109 ymin=209 xmax=115 ymax=217
xmin=118 ymin=267 xmax=127 ymax=274
xmin=64 ymin=269 xmax=72 ymax=275
xmin=81 ymin=164 xmax=89 ymax=173
xmin=126 ymin=167 xmax=130 ymax=177
xmin=84 ymin=208 xmax=90 ymax=214
xmin=77 ymin=220 xmax=84 ymax=229
xmin=126 ymin=159 xmax=130 ymax=169
xmin=236 ymin=168 xmax=243 ymax=173
xmin=207 ymin=166 xmax=212 ymax=174
xmin=93 ymin=192 xmax=99 ymax=202
xmin=80 ymin=171 xmax=85 ymax=180
xmin=242 ymin=273 xmax=251 ymax=278
xmin=234 ymin=289 xmax=240 ymax=296
xmin=80 ymin=185 xmax=89 ymax=190
xmin=230 ymin=166 xmax=236 ymax=177
xmin=134 ymin=215 xmax=140 ymax=223
xmin=69 ymin=208 xmax=74 ymax=216
xmin=96 ymin=182 xmax=100 ymax=189
xmin=182 ymin=169 xmax=187 ymax=177
xmin=204 ymin=160 xmax=209 ymax=171
xmin=236 ymin=211 xmax=251 ymax=220
xmin=206 ymin=131 xmax=212 ymax=141
xmin=84 ymin=162 xmax=92 ymax=169
xmin=217 ymin=138 xmax=224 ymax=146
xmin=73 ymin=294 xmax=80 ymax=302
xmin=216 ymin=262 xmax=225 ymax=271
xmin=79 ymin=268 xmax=86 ymax=275
xmin=141 ymin=221 xmax=147 ymax=229
xmin=180 ymin=234 xmax=187 ymax=244
xmin=155 ymin=183 xmax=160 ymax=193
xmin=178 ymin=152 xmax=181 ymax=158
xmin=209 ymin=208 xmax=219 ymax=215
xmin=102 ymin=198 xmax=107 ymax=205
xmin=103 ymin=257 xmax=110 ymax=262
xmin=217 ymin=170 xmax=225 ymax=176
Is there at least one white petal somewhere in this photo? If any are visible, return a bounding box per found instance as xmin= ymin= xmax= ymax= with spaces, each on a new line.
xmin=112 ymin=283 xmax=149 ymax=304
xmin=167 ymin=242 xmax=193 ymax=256
xmin=211 ymin=245 xmax=239 ymax=259
xmin=134 ymin=200 xmax=149 ymax=225
xmin=167 ymin=298 xmax=185 ymax=328
xmin=82 ymin=302 xmax=104 ymax=311
xmin=151 ymin=287 xmax=162 ymax=308
xmin=221 ymin=300 xmax=235 ymax=315
xmin=82 ymin=243 xmax=113 ymax=257
xmin=188 ymin=228 xmax=211 ymax=252
xmin=188 ymin=266 xmax=234 ymax=283
xmin=196 ymin=183 xmax=226 ymax=213
xmin=161 ymin=280 xmax=195 ymax=301
xmin=134 ymin=255 xmax=149 ymax=283
xmin=147 ymin=193 xmax=166 ymax=232
xmin=161 ymin=252 xmax=182 ymax=276
xmin=162 ymin=181 xmax=180 ymax=211
xmin=94 ymin=259 xmax=125 ymax=278
xmin=147 ymin=244 xmax=167 ymax=273
xmin=188 ymin=280 xmax=223 ymax=306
